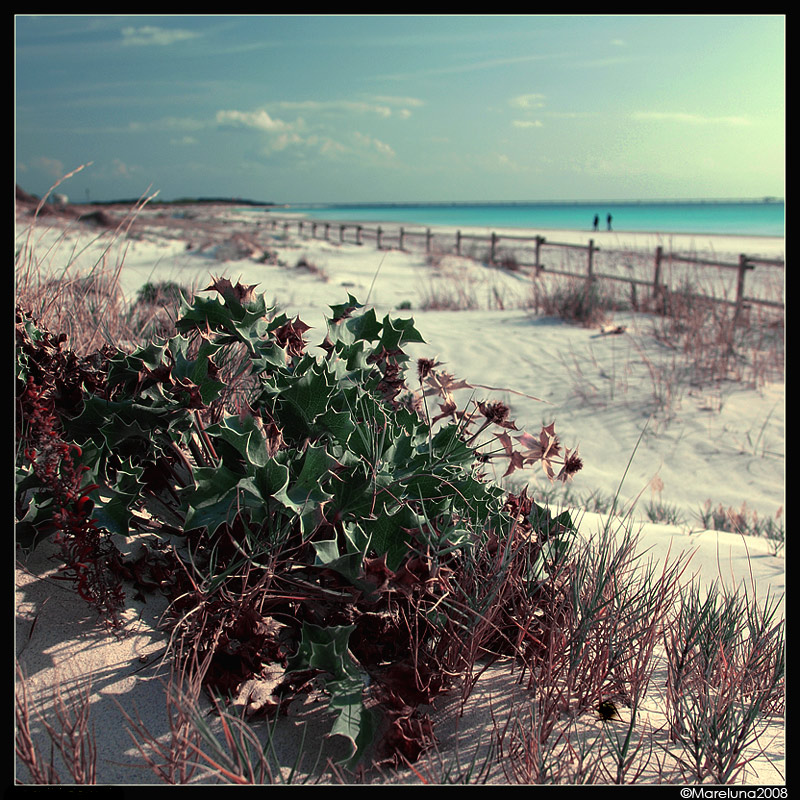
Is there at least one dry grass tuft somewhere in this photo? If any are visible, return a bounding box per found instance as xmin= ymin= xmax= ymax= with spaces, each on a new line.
xmin=15 ymin=663 xmax=97 ymax=785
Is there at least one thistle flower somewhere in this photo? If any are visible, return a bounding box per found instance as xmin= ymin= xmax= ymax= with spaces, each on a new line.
xmin=556 ymin=446 xmax=583 ymax=482
xmin=476 ymin=400 xmax=517 ymax=430
xmin=417 ymin=357 xmax=436 ymax=382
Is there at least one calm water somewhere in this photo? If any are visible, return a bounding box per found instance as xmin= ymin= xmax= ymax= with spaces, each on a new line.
xmin=265 ymin=201 xmax=784 ymax=238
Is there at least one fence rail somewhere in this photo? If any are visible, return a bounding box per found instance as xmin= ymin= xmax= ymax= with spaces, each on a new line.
xmin=264 ymin=215 xmax=784 ymax=315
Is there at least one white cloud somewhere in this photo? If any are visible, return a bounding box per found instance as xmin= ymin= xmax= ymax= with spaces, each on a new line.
xmin=574 ymin=56 xmax=634 ymax=68
xmin=31 ymin=155 xmax=65 ymax=177
xmin=216 ymin=109 xmax=291 ymax=132
xmin=353 ymin=131 xmax=396 ymax=158
xmin=217 ymin=108 xmax=315 ymax=158
xmin=271 ymin=132 xmax=305 ymax=151
xmin=378 ymin=53 xmax=560 ymax=81
xmin=512 ymin=119 xmax=544 ymax=128
xmin=276 ymin=100 xmax=393 ymax=118
xmin=542 ymin=111 xmax=596 ymax=119
xmin=509 ymin=93 xmax=546 ymax=110
xmin=316 ymin=137 xmax=348 ymax=157
xmin=494 ymin=153 xmax=527 ymax=171
xmin=367 ymin=95 xmax=425 ymax=109
xmin=111 ymin=158 xmax=133 ymax=177
xmin=216 ymin=102 xmax=398 ymax=163
xmin=310 ymin=138 xmax=331 ymax=155
xmin=120 ymin=26 xmax=200 ymax=47
xmin=631 ymin=111 xmax=752 ymax=126
xmin=160 ymin=116 xmax=207 ymax=131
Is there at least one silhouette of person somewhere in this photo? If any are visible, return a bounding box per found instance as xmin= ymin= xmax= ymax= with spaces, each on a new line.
xmin=593 ymin=214 xmax=599 ymax=231
xmin=607 ymin=213 xmax=612 ymax=231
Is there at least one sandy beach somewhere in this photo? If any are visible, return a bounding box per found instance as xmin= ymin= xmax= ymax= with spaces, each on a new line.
xmin=15 ymin=200 xmax=785 ymax=785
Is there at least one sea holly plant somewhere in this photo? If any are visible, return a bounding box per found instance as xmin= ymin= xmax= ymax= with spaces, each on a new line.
xmin=286 ymin=622 xmax=379 ymax=768
xmin=15 ymin=277 xmax=585 ymax=769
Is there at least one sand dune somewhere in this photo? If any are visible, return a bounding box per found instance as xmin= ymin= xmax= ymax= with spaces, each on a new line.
xmin=15 ymin=203 xmax=784 ymax=785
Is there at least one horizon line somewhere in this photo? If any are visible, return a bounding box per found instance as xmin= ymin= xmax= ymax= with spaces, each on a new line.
xmin=279 ymin=197 xmax=784 ymax=208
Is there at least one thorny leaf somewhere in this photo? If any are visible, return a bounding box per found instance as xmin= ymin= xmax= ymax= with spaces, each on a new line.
xmin=272 ymin=315 xmax=311 ymax=359
xmin=286 ymin=622 xmax=376 ymax=767
xmin=205 ymin=276 xmax=260 ymax=308
xmin=329 ymin=293 xmax=364 ymax=323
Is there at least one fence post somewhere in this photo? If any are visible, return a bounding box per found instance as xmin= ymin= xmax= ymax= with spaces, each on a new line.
xmin=587 ymin=239 xmax=595 ymax=283
xmin=399 ymin=226 xmax=405 ymax=251
xmin=734 ymin=254 xmax=754 ymax=325
xmin=426 ymin=228 xmax=432 ymax=254
xmin=324 ymin=223 xmax=330 ymax=241
xmin=377 ymin=226 xmax=383 ymax=250
xmin=490 ymin=232 xmax=498 ymax=265
xmin=356 ymin=225 xmax=362 ymax=246
xmin=535 ymin=236 xmax=543 ymax=276
xmin=653 ymin=245 xmax=663 ymax=302
xmin=456 ymin=230 xmax=461 ymax=256
xmin=339 ymin=224 xmax=345 ymax=243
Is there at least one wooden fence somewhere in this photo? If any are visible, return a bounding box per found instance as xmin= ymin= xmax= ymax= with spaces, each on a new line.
xmin=263 ymin=215 xmax=784 ymax=316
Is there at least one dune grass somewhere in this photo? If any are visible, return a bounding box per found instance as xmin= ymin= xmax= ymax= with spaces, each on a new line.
xmin=15 ymin=516 xmax=784 ymax=785
xmin=15 ymin=190 xmax=784 ymax=785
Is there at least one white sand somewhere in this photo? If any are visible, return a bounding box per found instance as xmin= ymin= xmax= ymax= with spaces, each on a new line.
xmin=15 ymin=204 xmax=784 ymax=785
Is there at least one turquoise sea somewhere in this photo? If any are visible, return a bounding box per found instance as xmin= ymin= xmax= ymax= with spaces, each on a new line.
xmin=266 ymin=201 xmax=784 ymax=238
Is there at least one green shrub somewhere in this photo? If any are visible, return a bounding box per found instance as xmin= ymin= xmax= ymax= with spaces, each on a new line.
xmin=135 ymin=280 xmax=188 ymax=307
xmin=16 ymin=277 xmax=583 ymax=769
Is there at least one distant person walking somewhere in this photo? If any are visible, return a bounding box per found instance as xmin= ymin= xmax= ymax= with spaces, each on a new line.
xmin=593 ymin=214 xmax=599 ymax=231
xmin=606 ymin=213 xmax=613 ymax=231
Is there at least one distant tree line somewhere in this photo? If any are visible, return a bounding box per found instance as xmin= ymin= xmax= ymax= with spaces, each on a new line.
xmin=17 ymin=185 xmax=276 ymax=208
xmin=92 ymin=196 xmax=276 ymax=207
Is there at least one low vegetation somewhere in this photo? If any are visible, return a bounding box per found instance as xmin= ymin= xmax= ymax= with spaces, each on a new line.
xmin=15 ymin=198 xmax=784 ymax=784
xmin=16 ymin=270 xmax=587 ymax=768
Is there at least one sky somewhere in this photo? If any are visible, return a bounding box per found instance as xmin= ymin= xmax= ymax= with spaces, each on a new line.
xmin=14 ymin=14 xmax=785 ymax=204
